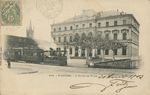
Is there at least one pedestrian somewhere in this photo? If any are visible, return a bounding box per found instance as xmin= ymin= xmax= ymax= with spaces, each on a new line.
xmin=5 ymin=51 xmax=11 ymax=68
xmin=7 ymin=58 xmax=11 ymax=68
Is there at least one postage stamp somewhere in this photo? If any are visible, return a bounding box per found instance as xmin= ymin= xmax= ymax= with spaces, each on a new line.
xmin=0 ymin=0 xmax=21 ymax=26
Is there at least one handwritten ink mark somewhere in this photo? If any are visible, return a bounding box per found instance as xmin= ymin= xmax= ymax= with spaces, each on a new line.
xmin=70 ymin=79 xmax=137 ymax=93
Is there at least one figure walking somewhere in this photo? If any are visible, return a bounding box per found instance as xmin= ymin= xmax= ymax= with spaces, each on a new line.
xmin=7 ymin=58 xmax=11 ymax=68
xmin=5 ymin=51 xmax=11 ymax=68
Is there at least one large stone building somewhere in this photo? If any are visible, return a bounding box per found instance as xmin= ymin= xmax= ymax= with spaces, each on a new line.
xmin=51 ymin=10 xmax=139 ymax=60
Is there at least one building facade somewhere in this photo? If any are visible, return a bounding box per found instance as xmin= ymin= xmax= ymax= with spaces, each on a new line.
xmin=51 ymin=10 xmax=139 ymax=60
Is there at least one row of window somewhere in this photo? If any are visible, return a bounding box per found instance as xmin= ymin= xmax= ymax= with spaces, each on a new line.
xmin=97 ymin=48 xmax=126 ymax=55
xmin=68 ymin=47 xmax=127 ymax=56
xmin=53 ymin=20 xmax=127 ymax=32
xmin=57 ymin=47 xmax=126 ymax=56
xmin=54 ymin=32 xmax=127 ymax=42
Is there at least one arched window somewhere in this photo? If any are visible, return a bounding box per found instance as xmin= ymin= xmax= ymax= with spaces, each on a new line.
xmin=64 ymin=27 xmax=67 ymax=30
xmin=69 ymin=47 xmax=72 ymax=54
xmin=70 ymin=36 xmax=72 ymax=42
xmin=87 ymin=32 xmax=93 ymax=40
xmin=54 ymin=28 xmax=56 ymax=32
xmin=74 ymin=33 xmax=80 ymax=42
xmin=122 ymin=47 xmax=127 ymax=55
xmin=105 ymin=49 xmax=109 ymax=55
xmin=75 ymin=47 xmax=79 ymax=56
xmin=97 ymin=49 xmax=101 ymax=55
xmin=105 ymin=34 xmax=109 ymax=40
xmin=58 ymin=37 xmax=61 ymax=42
xmin=70 ymin=26 xmax=73 ymax=30
xmin=81 ymin=48 xmax=85 ymax=57
xmin=123 ymin=32 xmax=127 ymax=40
xmin=114 ymin=33 xmax=118 ymax=40
xmin=64 ymin=36 xmax=67 ymax=42
xmin=114 ymin=49 xmax=117 ymax=55
xmin=81 ymin=33 xmax=86 ymax=41
xmin=96 ymin=33 xmax=102 ymax=41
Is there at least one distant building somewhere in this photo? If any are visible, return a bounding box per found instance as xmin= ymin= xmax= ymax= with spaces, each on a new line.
xmin=51 ymin=10 xmax=139 ymax=60
xmin=26 ymin=20 xmax=34 ymax=39
xmin=4 ymin=35 xmax=43 ymax=62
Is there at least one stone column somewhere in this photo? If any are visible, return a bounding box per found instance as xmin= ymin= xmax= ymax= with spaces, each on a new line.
xmin=67 ymin=48 xmax=70 ymax=59
xmin=95 ymin=49 xmax=97 ymax=57
xmin=78 ymin=47 xmax=81 ymax=57
xmin=72 ymin=47 xmax=75 ymax=57
xmin=85 ymin=48 xmax=88 ymax=58
xmin=92 ymin=48 xmax=95 ymax=58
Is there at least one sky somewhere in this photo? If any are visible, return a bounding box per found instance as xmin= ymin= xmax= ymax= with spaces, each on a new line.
xmin=2 ymin=0 xmax=150 ymax=41
xmin=1 ymin=0 xmax=150 ymax=52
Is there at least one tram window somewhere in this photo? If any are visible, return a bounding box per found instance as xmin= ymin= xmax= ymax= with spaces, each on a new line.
xmin=33 ymin=53 xmax=37 ymax=56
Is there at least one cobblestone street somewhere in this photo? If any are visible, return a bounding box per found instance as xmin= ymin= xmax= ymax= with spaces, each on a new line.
xmin=0 ymin=60 xmax=141 ymax=95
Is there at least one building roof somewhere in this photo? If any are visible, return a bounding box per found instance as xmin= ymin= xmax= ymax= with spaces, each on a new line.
xmin=52 ymin=10 xmax=139 ymax=26
xmin=63 ymin=9 xmax=96 ymax=23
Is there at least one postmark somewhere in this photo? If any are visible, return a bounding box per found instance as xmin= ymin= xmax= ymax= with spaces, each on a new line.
xmin=36 ymin=0 xmax=63 ymax=19
xmin=0 ymin=0 xmax=21 ymax=26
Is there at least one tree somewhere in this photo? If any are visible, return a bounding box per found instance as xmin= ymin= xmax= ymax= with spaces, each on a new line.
xmin=105 ymin=40 xmax=125 ymax=61
xmin=94 ymin=34 xmax=125 ymax=61
xmin=67 ymin=32 xmax=125 ymax=61
xmin=95 ymin=38 xmax=109 ymax=61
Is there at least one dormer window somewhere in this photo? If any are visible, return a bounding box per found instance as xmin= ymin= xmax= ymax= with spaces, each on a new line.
xmin=76 ymin=25 xmax=78 ymax=29
xmin=114 ymin=21 xmax=117 ymax=26
xmin=59 ymin=27 xmax=61 ymax=31
xmin=106 ymin=22 xmax=109 ymax=27
xmin=123 ymin=20 xmax=127 ymax=25
xmin=54 ymin=28 xmax=56 ymax=32
xmin=98 ymin=23 xmax=101 ymax=27
xmin=89 ymin=23 xmax=92 ymax=27
xmin=64 ymin=27 xmax=67 ymax=30
xmin=70 ymin=26 xmax=73 ymax=30
xmin=82 ymin=24 xmax=85 ymax=28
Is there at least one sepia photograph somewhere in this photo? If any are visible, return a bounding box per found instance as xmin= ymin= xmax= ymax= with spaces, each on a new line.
xmin=0 ymin=0 xmax=150 ymax=95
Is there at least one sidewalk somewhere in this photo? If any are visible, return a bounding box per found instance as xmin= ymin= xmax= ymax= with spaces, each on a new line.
xmin=67 ymin=59 xmax=87 ymax=67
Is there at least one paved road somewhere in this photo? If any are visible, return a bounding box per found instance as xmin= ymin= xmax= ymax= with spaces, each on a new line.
xmin=0 ymin=60 xmax=140 ymax=95
xmin=8 ymin=60 xmax=138 ymax=75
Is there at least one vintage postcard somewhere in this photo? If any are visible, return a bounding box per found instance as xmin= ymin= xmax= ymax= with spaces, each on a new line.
xmin=0 ymin=0 xmax=150 ymax=95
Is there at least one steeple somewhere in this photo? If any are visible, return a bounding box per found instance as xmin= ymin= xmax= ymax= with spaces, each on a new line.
xmin=29 ymin=20 xmax=32 ymax=30
xmin=26 ymin=20 xmax=34 ymax=39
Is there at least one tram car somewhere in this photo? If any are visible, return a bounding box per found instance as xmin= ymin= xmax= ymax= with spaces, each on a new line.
xmin=22 ymin=49 xmax=44 ymax=63
xmin=4 ymin=49 xmax=22 ymax=62
xmin=43 ymin=50 xmax=67 ymax=66
xmin=4 ymin=49 xmax=43 ymax=63
xmin=4 ymin=49 xmax=67 ymax=66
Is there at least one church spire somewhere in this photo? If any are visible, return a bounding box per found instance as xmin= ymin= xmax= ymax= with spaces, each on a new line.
xmin=26 ymin=20 xmax=34 ymax=39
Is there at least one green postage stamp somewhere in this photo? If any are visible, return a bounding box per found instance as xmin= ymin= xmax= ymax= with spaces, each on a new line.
xmin=0 ymin=0 xmax=21 ymax=26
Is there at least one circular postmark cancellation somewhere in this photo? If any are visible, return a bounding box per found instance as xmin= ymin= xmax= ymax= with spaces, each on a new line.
xmin=0 ymin=0 xmax=21 ymax=26
xmin=36 ymin=0 xmax=63 ymax=19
